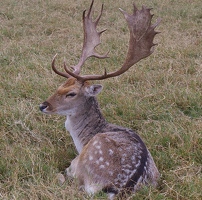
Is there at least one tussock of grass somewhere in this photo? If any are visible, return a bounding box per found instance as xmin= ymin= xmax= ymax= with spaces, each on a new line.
xmin=1 ymin=0 xmax=202 ymax=199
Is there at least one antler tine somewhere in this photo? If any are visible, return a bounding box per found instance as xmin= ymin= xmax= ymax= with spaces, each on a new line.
xmin=52 ymin=54 xmax=70 ymax=79
xmin=95 ymin=3 xmax=104 ymax=26
xmin=67 ymin=4 xmax=160 ymax=82
xmin=86 ymin=0 xmax=94 ymax=18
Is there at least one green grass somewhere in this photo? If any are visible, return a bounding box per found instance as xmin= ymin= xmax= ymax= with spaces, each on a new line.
xmin=0 ymin=0 xmax=202 ymax=199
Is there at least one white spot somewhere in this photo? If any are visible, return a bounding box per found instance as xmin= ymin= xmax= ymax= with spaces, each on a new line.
xmin=94 ymin=151 xmax=98 ymax=155
xmin=96 ymin=145 xmax=101 ymax=149
xmin=89 ymin=156 xmax=93 ymax=161
xmin=109 ymin=149 xmax=114 ymax=155
xmin=131 ymin=169 xmax=137 ymax=176
xmin=135 ymin=160 xmax=140 ymax=168
xmin=108 ymin=171 xmax=113 ymax=176
xmin=93 ymin=140 xmax=98 ymax=146
xmin=105 ymin=161 xmax=109 ymax=166
xmin=131 ymin=155 xmax=136 ymax=161
xmin=99 ymin=150 xmax=103 ymax=155
xmin=96 ymin=160 xmax=100 ymax=165
xmin=138 ymin=150 xmax=143 ymax=154
xmin=99 ymin=165 xmax=105 ymax=169
xmin=123 ymin=169 xmax=131 ymax=175
xmin=122 ymin=164 xmax=132 ymax=169
xmin=99 ymin=157 xmax=104 ymax=162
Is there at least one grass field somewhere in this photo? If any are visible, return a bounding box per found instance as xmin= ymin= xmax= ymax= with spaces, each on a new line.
xmin=0 ymin=0 xmax=202 ymax=199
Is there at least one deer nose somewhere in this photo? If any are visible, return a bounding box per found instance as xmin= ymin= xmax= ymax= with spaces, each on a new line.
xmin=39 ymin=102 xmax=49 ymax=112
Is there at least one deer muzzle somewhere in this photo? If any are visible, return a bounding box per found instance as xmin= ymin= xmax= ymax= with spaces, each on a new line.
xmin=39 ymin=101 xmax=51 ymax=112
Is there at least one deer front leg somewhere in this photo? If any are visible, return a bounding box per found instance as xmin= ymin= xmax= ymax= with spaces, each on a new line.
xmin=57 ymin=156 xmax=79 ymax=185
xmin=65 ymin=156 xmax=79 ymax=179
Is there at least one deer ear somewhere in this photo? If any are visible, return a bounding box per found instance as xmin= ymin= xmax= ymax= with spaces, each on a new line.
xmin=85 ymin=84 xmax=103 ymax=96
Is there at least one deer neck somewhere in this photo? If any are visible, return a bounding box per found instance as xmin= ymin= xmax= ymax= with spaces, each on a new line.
xmin=65 ymin=96 xmax=107 ymax=153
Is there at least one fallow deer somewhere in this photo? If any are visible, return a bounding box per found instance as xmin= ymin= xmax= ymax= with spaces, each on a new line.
xmin=39 ymin=0 xmax=161 ymax=199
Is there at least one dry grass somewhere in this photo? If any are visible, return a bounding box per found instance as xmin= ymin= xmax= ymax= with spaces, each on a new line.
xmin=0 ymin=0 xmax=202 ymax=199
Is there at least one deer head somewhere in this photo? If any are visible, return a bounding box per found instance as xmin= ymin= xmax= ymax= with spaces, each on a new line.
xmin=39 ymin=77 xmax=103 ymax=116
xmin=39 ymin=0 xmax=160 ymax=116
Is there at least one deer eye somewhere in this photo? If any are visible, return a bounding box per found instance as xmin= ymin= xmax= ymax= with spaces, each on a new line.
xmin=66 ymin=92 xmax=77 ymax=98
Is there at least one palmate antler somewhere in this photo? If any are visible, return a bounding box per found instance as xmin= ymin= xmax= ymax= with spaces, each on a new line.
xmin=52 ymin=0 xmax=161 ymax=82
xmin=52 ymin=0 xmax=108 ymax=79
